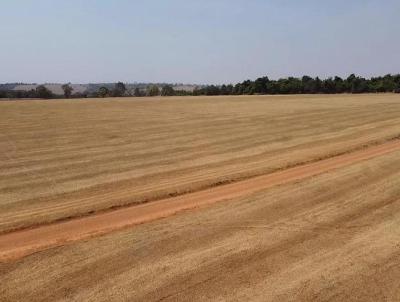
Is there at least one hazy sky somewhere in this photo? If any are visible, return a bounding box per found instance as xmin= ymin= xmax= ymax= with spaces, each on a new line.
xmin=1 ymin=0 xmax=399 ymax=84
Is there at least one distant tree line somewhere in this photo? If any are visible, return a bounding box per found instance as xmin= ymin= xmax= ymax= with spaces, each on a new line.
xmin=94 ymin=83 xmax=164 ymax=98
xmin=1 ymin=74 xmax=400 ymax=99
xmin=0 ymin=85 xmax=55 ymax=99
xmin=88 ymin=83 xmax=193 ymax=98
xmin=193 ymin=74 xmax=400 ymax=96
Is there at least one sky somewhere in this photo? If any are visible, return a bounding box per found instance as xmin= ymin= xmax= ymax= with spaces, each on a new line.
xmin=0 ymin=0 xmax=399 ymax=84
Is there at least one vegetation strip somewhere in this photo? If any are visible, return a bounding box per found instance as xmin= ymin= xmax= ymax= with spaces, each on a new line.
xmin=2 ymin=74 xmax=400 ymax=99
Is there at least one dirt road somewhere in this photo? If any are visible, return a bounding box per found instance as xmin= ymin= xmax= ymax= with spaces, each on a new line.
xmin=1 ymin=138 xmax=400 ymax=262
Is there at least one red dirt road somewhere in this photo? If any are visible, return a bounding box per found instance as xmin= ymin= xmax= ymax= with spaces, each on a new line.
xmin=1 ymin=139 xmax=400 ymax=262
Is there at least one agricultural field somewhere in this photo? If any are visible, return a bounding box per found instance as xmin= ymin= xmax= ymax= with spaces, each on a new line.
xmin=2 ymin=94 xmax=400 ymax=301
xmin=2 ymin=139 xmax=400 ymax=301
xmin=1 ymin=94 xmax=400 ymax=234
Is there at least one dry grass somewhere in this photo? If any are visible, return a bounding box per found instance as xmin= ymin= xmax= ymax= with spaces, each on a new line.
xmin=1 ymin=94 xmax=400 ymax=233
xmin=2 ymin=148 xmax=400 ymax=301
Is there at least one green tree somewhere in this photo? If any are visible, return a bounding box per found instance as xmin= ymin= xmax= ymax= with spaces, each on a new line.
xmin=220 ymin=85 xmax=228 ymax=95
xmin=133 ymin=87 xmax=143 ymax=97
xmin=98 ymin=86 xmax=109 ymax=98
xmin=147 ymin=85 xmax=160 ymax=96
xmin=254 ymin=77 xmax=269 ymax=94
xmin=161 ymin=85 xmax=175 ymax=96
xmin=36 ymin=85 xmax=53 ymax=99
xmin=226 ymin=84 xmax=234 ymax=95
xmin=233 ymin=83 xmax=244 ymax=95
xmin=333 ymin=76 xmax=344 ymax=93
xmin=382 ymin=74 xmax=396 ymax=92
xmin=113 ymin=82 xmax=126 ymax=97
xmin=62 ymin=84 xmax=73 ymax=98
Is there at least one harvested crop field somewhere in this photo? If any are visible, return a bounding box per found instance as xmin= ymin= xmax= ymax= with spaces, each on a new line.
xmin=2 ymin=145 xmax=400 ymax=301
xmin=1 ymin=94 xmax=400 ymax=233
xmin=2 ymin=94 xmax=400 ymax=301
xmin=2 ymin=139 xmax=400 ymax=262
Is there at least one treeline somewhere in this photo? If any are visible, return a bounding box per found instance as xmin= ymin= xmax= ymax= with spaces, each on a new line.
xmin=193 ymin=74 xmax=400 ymax=96
xmin=0 ymin=84 xmax=85 ymax=99
xmin=0 ymin=85 xmax=53 ymax=99
xmin=0 ymin=82 xmax=191 ymax=99
xmin=64 ymin=74 xmax=400 ymax=97
xmin=94 ymin=83 xmax=191 ymax=98
xmin=1 ymin=74 xmax=400 ymax=99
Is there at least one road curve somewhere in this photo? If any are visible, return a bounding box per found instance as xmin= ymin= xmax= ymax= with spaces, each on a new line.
xmin=1 ymin=139 xmax=400 ymax=262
